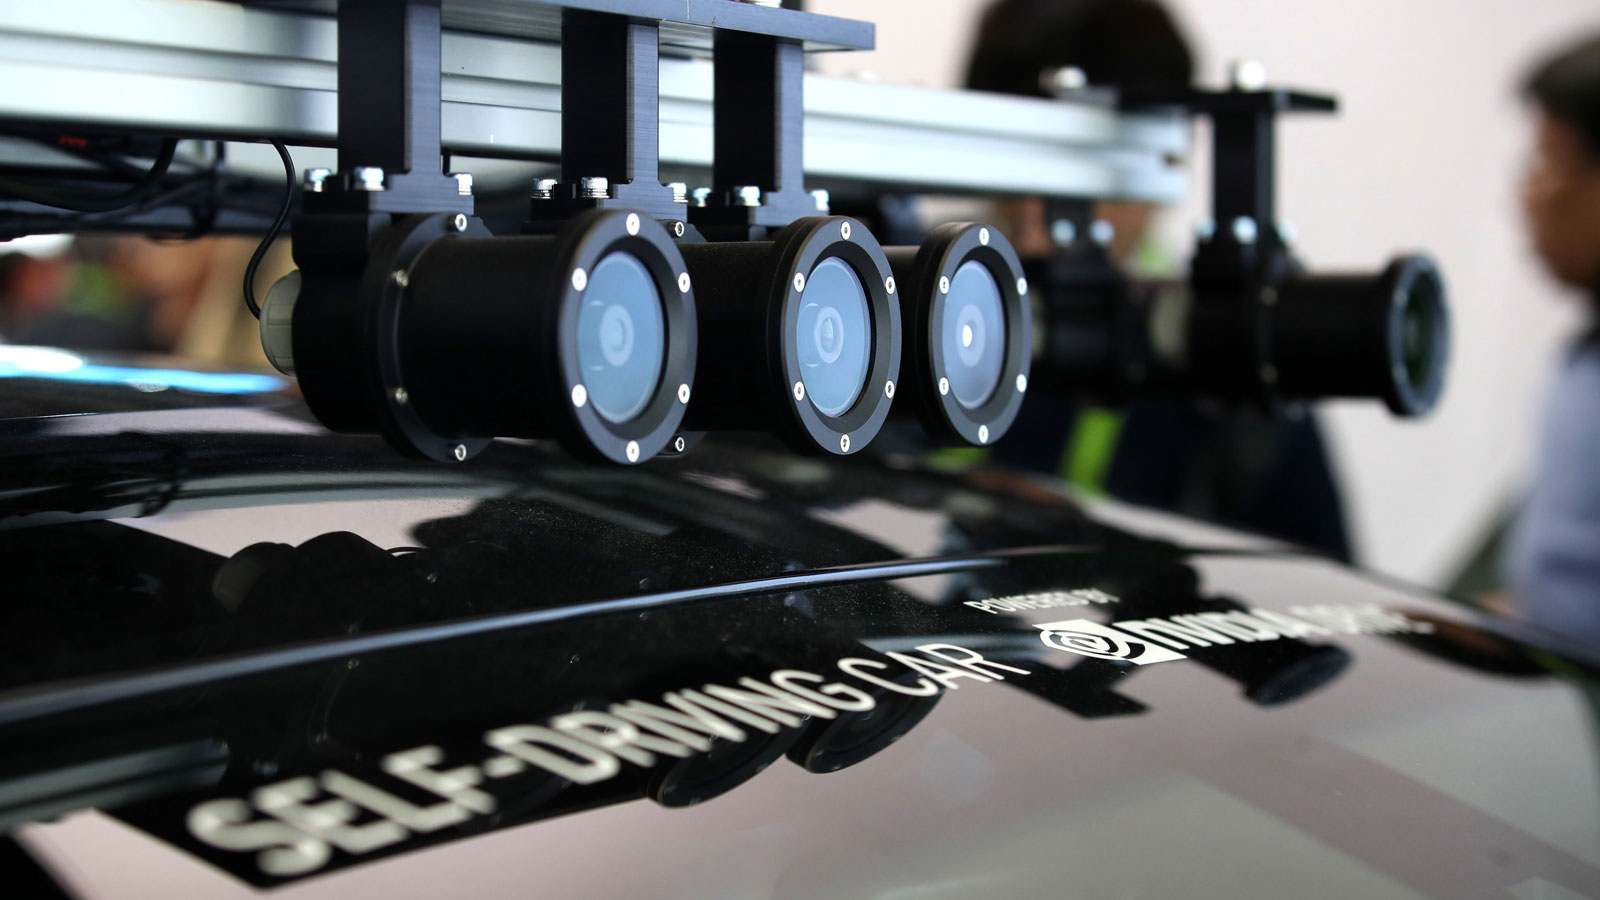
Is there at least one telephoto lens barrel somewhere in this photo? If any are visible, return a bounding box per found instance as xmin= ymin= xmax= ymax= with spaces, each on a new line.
xmin=883 ymin=223 xmax=1032 ymax=447
xmin=1266 ymin=255 xmax=1450 ymax=416
xmin=288 ymin=209 xmax=697 ymax=465
xmin=678 ymin=216 xmax=901 ymax=455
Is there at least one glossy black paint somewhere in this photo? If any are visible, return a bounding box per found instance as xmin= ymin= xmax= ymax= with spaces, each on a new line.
xmin=1 ymin=362 xmax=1597 ymax=898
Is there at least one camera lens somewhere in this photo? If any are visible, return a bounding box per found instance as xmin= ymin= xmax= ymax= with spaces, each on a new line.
xmin=797 ymin=256 xmax=872 ymax=417
xmin=942 ymin=259 xmax=1006 ymax=409
xmin=577 ymin=251 xmax=666 ymax=424
xmin=884 ymin=222 xmax=1031 ymax=446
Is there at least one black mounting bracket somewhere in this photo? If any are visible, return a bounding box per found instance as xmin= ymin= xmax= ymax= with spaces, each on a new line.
xmin=1123 ymin=87 xmax=1337 ymax=289
xmin=303 ymin=0 xmax=473 ymax=219
xmin=689 ymin=32 xmax=825 ymax=238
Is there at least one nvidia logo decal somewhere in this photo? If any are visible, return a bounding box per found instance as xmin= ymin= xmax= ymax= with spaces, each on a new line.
xmin=1035 ymin=603 xmax=1432 ymax=664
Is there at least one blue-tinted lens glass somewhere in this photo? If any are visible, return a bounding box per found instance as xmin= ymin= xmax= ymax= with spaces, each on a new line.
xmin=941 ymin=259 xmax=1006 ymax=409
xmin=576 ymin=251 xmax=665 ymax=424
xmin=796 ymin=256 xmax=871 ymax=417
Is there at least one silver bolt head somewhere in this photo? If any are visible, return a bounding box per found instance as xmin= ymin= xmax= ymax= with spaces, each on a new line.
xmin=1050 ymin=219 xmax=1077 ymax=246
xmin=938 ymin=377 xmax=950 ymax=396
xmin=571 ymin=267 xmax=588 ymax=291
xmin=668 ymin=182 xmax=689 ymax=203
xmin=532 ymin=177 xmax=558 ymax=199
xmin=793 ymin=271 xmax=806 ymax=293
xmin=571 ymin=383 xmax=588 ymax=408
xmin=454 ymin=173 xmax=474 ymax=196
xmin=1090 ymin=220 xmax=1115 ymax=247
xmin=453 ymin=444 xmax=468 ymax=462
xmin=1196 ymin=217 xmax=1217 ymax=241
xmin=626 ymin=212 xmax=640 ymax=235
xmin=677 ymin=382 xmax=691 ymax=404
xmin=674 ymin=436 xmax=687 ymax=452
xmin=793 ymin=381 xmax=806 ymax=402
xmin=1231 ymin=59 xmax=1269 ymax=91
xmin=1016 ymin=373 xmax=1028 ymax=393
xmin=677 ymin=271 xmax=691 ymax=293
xmin=580 ymin=176 xmax=610 ymax=199
xmin=840 ymin=220 xmax=852 ymax=241
xmin=692 ymin=187 xmax=712 ymax=208
xmin=393 ymin=386 xmax=409 ymax=405
xmin=734 ymin=185 xmax=762 ymax=207
xmin=811 ymin=189 xmax=831 ymax=212
xmin=303 ymin=167 xmax=331 ymax=192
xmin=884 ymin=380 xmax=895 ymax=399
xmin=939 ymin=275 xmax=950 ymax=295
xmin=353 ymin=167 xmax=385 ymax=191
xmin=1232 ymin=216 xmax=1259 ymax=245
xmin=1017 ymin=277 xmax=1028 ymax=295
xmin=452 ymin=213 xmax=468 ymax=232
xmin=839 ymin=434 xmax=851 ymax=453
xmin=625 ymin=440 xmax=640 ymax=463
xmin=391 ymin=269 xmax=409 ymax=288
xmin=1052 ymin=66 xmax=1088 ymax=92
xmin=979 ymin=227 xmax=990 ymax=246
xmin=671 ymin=221 xmax=686 ymax=238
xmin=978 ymin=424 xmax=990 ymax=444
xmin=885 ymin=276 xmax=896 ymax=295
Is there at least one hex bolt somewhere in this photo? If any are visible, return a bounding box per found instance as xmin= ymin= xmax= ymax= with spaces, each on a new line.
xmin=671 ymin=221 xmax=686 ymax=238
xmin=352 ymin=167 xmax=385 ymax=191
xmin=452 ymin=213 xmax=468 ymax=232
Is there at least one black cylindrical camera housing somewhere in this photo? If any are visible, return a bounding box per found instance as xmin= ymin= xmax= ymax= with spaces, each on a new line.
xmin=397 ymin=209 xmax=697 ymax=464
xmin=679 ymin=216 xmax=901 ymax=455
xmin=885 ymin=222 xmax=1033 ymax=447
xmin=1268 ymin=255 xmax=1449 ymax=416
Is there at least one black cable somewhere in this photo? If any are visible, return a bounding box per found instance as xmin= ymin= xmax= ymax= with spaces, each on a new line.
xmin=0 ymin=139 xmax=177 ymax=212
xmin=242 ymin=141 xmax=295 ymax=319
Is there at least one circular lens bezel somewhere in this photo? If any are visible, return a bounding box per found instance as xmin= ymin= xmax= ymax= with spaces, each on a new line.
xmin=919 ymin=223 xmax=1032 ymax=445
xmin=770 ymin=217 xmax=901 ymax=456
xmin=1383 ymin=254 xmax=1449 ymax=417
xmin=554 ymin=210 xmax=696 ymax=464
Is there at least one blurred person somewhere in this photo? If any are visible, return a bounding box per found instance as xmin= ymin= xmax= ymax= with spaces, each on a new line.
xmin=1505 ymin=33 xmax=1600 ymax=645
xmin=966 ymin=0 xmax=1353 ymax=560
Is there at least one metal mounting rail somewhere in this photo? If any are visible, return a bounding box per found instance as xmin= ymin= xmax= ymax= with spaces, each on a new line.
xmin=0 ymin=0 xmax=1186 ymax=202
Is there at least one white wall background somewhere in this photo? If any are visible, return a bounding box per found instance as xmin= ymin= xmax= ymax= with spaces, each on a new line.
xmin=809 ymin=0 xmax=1600 ymax=587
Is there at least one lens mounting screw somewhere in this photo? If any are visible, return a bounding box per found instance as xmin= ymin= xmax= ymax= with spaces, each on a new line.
xmin=885 ymin=276 xmax=896 ymax=295
xmin=352 ymin=167 xmax=385 ymax=191
xmin=626 ymin=213 xmax=640 ymax=236
xmin=671 ymin=221 xmax=686 ymax=238
xmin=840 ymin=221 xmax=852 ymax=241
xmin=677 ymin=272 xmax=691 ymax=293
xmin=939 ymin=275 xmax=950 ymax=295
xmin=840 ymin=434 xmax=851 ymax=453
xmin=978 ymin=424 xmax=990 ymax=444
xmin=1017 ymin=277 xmax=1028 ymax=295
xmin=939 ymin=377 xmax=950 ymax=396
xmin=626 ymin=440 xmax=640 ymax=463
xmin=452 ymin=213 xmax=468 ymax=232
xmin=572 ymin=384 xmax=588 ymax=408
xmin=793 ymin=381 xmax=806 ymax=402
xmin=793 ymin=271 xmax=806 ymax=293
xmin=571 ymin=267 xmax=588 ymax=291
xmin=884 ymin=380 xmax=895 ymax=399
xmin=532 ymin=178 xmax=558 ymax=200
xmin=677 ymin=382 xmax=691 ymax=404
xmin=979 ymin=227 xmax=990 ymax=246
xmin=453 ymin=444 xmax=468 ymax=462
xmin=1016 ymin=373 xmax=1028 ymax=393
xmin=674 ymin=436 xmax=687 ymax=452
